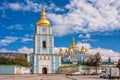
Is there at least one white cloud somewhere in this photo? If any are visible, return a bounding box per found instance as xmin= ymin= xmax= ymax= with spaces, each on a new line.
xmin=24 ymin=34 xmax=33 ymax=38
xmin=53 ymin=47 xmax=67 ymax=54
xmin=0 ymin=0 xmax=63 ymax=12
xmin=7 ymin=24 xmax=23 ymax=30
xmin=0 ymin=0 xmax=41 ymax=12
xmin=8 ymin=3 xmax=22 ymax=10
xmin=86 ymin=34 xmax=91 ymax=38
xmin=22 ymin=38 xmax=33 ymax=42
xmin=81 ymin=39 xmax=96 ymax=42
xmin=79 ymin=33 xmax=91 ymax=38
xmin=0 ymin=35 xmax=33 ymax=46
xmin=17 ymin=46 xmax=33 ymax=53
xmin=21 ymin=34 xmax=33 ymax=42
xmin=89 ymin=48 xmax=120 ymax=62
xmin=47 ymin=0 xmax=120 ymax=36
xmin=0 ymin=46 xmax=33 ymax=54
xmin=47 ymin=3 xmax=64 ymax=12
xmin=0 ymin=48 xmax=16 ymax=53
xmin=2 ymin=0 xmax=119 ymax=37
xmin=0 ymin=36 xmax=18 ymax=46
xmin=76 ymin=42 xmax=91 ymax=49
xmin=22 ymin=0 xmax=41 ymax=12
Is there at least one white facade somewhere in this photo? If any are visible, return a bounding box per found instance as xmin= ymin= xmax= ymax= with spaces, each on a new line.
xmin=29 ymin=7 xmax=61 ymax=74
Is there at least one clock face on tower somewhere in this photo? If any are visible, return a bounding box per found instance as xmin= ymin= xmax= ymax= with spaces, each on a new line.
xmin=42 ymin=28 xmax=47 ymax=34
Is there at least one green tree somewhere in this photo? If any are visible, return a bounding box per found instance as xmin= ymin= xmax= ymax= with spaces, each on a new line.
xmin=0 ymin=56 xmax=31 ymax=67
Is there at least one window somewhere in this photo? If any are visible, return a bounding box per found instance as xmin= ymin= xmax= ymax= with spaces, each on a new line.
xmin=44 ymin=56 xmax=46 ymax=60
xmin=42 ymin=28 xmax=47 ymax=34
xmin=43 ymin=41 xmax=46 ymax=48
xmin=48 ymin=57 xmax=50 ymax=60
xmin=40 ymin=56 xmax=42 ymax=60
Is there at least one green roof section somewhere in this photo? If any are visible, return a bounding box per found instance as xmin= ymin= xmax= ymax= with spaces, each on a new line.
xmin=102 ymin=62 xmax=114 ymax=64
xmin=61 ymin=62 xmax=72 ymax=64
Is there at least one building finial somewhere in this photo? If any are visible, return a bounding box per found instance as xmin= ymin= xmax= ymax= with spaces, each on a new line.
xmin=72 ymin=37 xmax=75 ymax=45
xmin=70 ymin=37 xmax=78 ymax=49
xmin=42 ymin=0 xmax=45 ymax=7
xmin=36 ymin=0 xmax=50 ymax=27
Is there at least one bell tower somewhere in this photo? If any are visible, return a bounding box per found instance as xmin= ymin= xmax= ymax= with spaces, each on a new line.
xmin=32 ymin=6 xmax=54 ymax=73
xmin=30 ymin=2 xmax=61 ymax=74
xmin=34 ymin=7 xmax=54 ymax=55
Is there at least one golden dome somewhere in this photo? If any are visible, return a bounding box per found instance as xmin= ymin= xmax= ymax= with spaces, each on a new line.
xmin=59 ymin=48 xmax=64 ymax=54
xmin=65 ymin=49 xmax=68 ymax=55
xmin=71 ymin=37 xmax=78 ymax=49
xmin=68 ymin=46 xmax=73 ymax=52
xmin=81 ymin=46 xmax=86 ymax=52
xmin=85 ymin=49 xmax=89 ymax=56
xmin=85 ymin=49 xmax=88 ymax=53
xmin=37 ymin=7 xmax=50 ymax=27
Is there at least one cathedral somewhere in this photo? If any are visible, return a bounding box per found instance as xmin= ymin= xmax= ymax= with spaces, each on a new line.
xmin=59 ymin=37 xmax=89 ymax=63
xmin=28 ymin=7 xmax=61 ymax=74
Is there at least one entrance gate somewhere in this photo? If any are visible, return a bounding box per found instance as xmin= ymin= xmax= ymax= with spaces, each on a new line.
xmin=42 ymin=67 xmax=47 ymax=74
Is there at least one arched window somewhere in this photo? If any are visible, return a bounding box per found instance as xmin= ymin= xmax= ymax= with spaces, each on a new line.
xmin=43 ymin=41 xmax=46 ymax=48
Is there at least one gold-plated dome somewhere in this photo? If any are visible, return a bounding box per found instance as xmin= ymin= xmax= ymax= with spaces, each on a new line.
xmin=68 ymin=46 xmax=73 ymax=52
xmin=81 ymin=46 xmax=86 ymax=52
xmin=85 ymin=49 xmax=88 ymax=53
xmin=37 ymin=7 xmax=50 ymax=27
xmin=71 ymin=37 xmax=78 ymax=49
xmin=85 ymin=49 xmax=89 ymax=56
xmin=65 ymin=49 xmax=68 ymax=55
xmin=59 ymin=48 xmax=64 ymax=54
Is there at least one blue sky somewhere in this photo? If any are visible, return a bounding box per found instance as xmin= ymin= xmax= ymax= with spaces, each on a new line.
xmin=0 ymin=0 xmax=120 ymax=61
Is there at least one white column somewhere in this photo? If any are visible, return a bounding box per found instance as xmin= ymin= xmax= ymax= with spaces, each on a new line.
xmin=53 ymin=56 xmax=56 ymax=73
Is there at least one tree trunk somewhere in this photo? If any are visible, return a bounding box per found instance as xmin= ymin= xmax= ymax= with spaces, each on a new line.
xmin=96 ymin=66 xmax=97 ymax=73
xmin=119 ymin=68 xmax=120 ymax=79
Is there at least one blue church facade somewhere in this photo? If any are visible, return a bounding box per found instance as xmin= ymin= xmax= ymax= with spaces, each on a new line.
xmin=59 ymin=37 xmax=89 ymax=63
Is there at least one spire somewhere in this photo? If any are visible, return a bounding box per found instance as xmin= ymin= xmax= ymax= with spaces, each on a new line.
xmin=40 ymin=7 xmax=47 ymax=19
xmin=37 ymin=0 xmax=50 ymax=27
xmin=70 ymin=37 xmax=78 ymax=49
xmin=72 ymin=37 xmax=75 ymax=45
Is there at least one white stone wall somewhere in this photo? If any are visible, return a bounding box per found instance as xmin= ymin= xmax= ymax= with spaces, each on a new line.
xmin=0 ymin=66 xmax=30 ymax=74
xmin=38 ymin=56 xmax=51 ymax=73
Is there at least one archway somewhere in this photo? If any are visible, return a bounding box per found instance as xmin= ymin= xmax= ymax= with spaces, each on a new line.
xmin=42 ymin=67 xmax=47 ymax=74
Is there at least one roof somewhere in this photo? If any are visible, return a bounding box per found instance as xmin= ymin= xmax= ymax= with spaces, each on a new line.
xmin=102 ymin=62 xmax=114 ymax=64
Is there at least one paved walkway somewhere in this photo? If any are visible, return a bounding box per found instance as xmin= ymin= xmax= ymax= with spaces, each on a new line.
xmin=0 ymin=74 xmax=119 ymax=80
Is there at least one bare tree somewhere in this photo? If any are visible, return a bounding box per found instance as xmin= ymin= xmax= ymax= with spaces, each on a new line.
xmin=108 ymin=57 xmax=111 ymax=63
xmin=116 ymin=59 xmax=120 ymax=69
xmin=93 ymin=52 xmax=102 ymax=73
xmin=88 ymin=52 xmax=102 ymax=73
xmin=116 ymin=59 xmax=120 ymax=79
